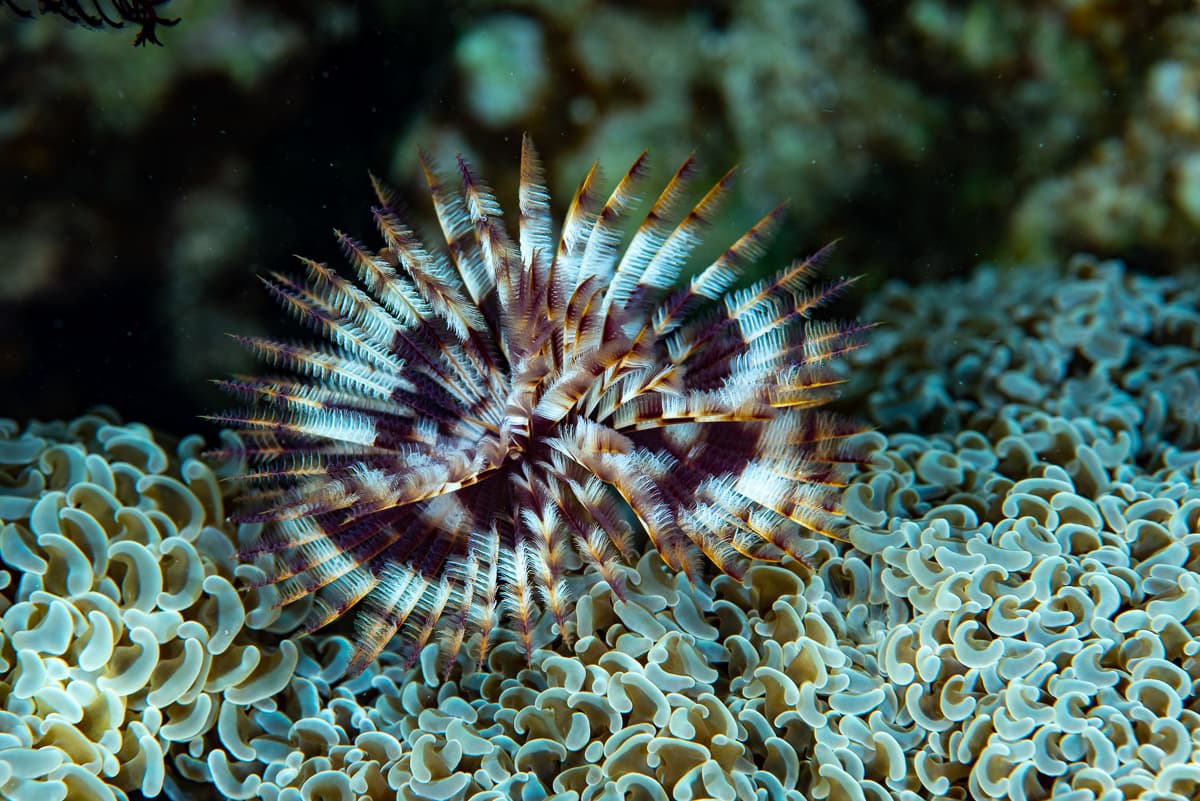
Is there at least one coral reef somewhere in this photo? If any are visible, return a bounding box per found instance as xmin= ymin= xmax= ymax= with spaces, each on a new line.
xmin=1010 ymin=11 xmax=1200 ymax=262
xmin=403 ymin=0 xmax=1199 ymax=278
xmin=397 ymin=0 xmax=933 ymax=259
xmin=3 ymin=253 xmax=1197 ymax=801
xmin=6 ymin=2 xmax=1198 ymax=798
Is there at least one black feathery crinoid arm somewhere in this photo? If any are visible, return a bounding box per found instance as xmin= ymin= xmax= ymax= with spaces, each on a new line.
xmin=3 ymin=0 xmax=180 ymax=46
xmin=211 ymin=136 xmax=872 ymax=675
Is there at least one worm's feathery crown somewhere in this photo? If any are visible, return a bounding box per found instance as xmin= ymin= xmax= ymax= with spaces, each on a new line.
xmin=212 ymin=136 xmax=871 ymax=674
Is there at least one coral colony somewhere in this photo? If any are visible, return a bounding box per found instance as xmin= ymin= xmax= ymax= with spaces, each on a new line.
xmin=2 ymin=255 xmax=1198 ymax=801
xmin=211 ymin=136 xmax=870 ymax=674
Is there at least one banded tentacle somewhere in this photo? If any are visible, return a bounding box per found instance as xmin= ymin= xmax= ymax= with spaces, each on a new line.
xmin=216 ymin=135 xmax=870 ymax=675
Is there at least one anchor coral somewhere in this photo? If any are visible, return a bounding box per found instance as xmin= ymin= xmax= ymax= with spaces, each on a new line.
xmin=0 ymin=410 xmax=297 ymax=801
xmin=1 ymin=255 xmax=1197 ymax=801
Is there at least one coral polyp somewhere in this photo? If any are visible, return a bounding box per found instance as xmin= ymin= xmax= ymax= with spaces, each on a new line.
xmin=213 ymin=136 xmax=869 ymax=673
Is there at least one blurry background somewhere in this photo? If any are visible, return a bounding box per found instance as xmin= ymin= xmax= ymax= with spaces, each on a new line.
xmin=1 ymin=0 xmax=1197 ymax=434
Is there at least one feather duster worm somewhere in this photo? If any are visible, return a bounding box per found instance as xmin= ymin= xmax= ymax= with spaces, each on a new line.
xmin=213 ymin=137 xmax=870 ymax=674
